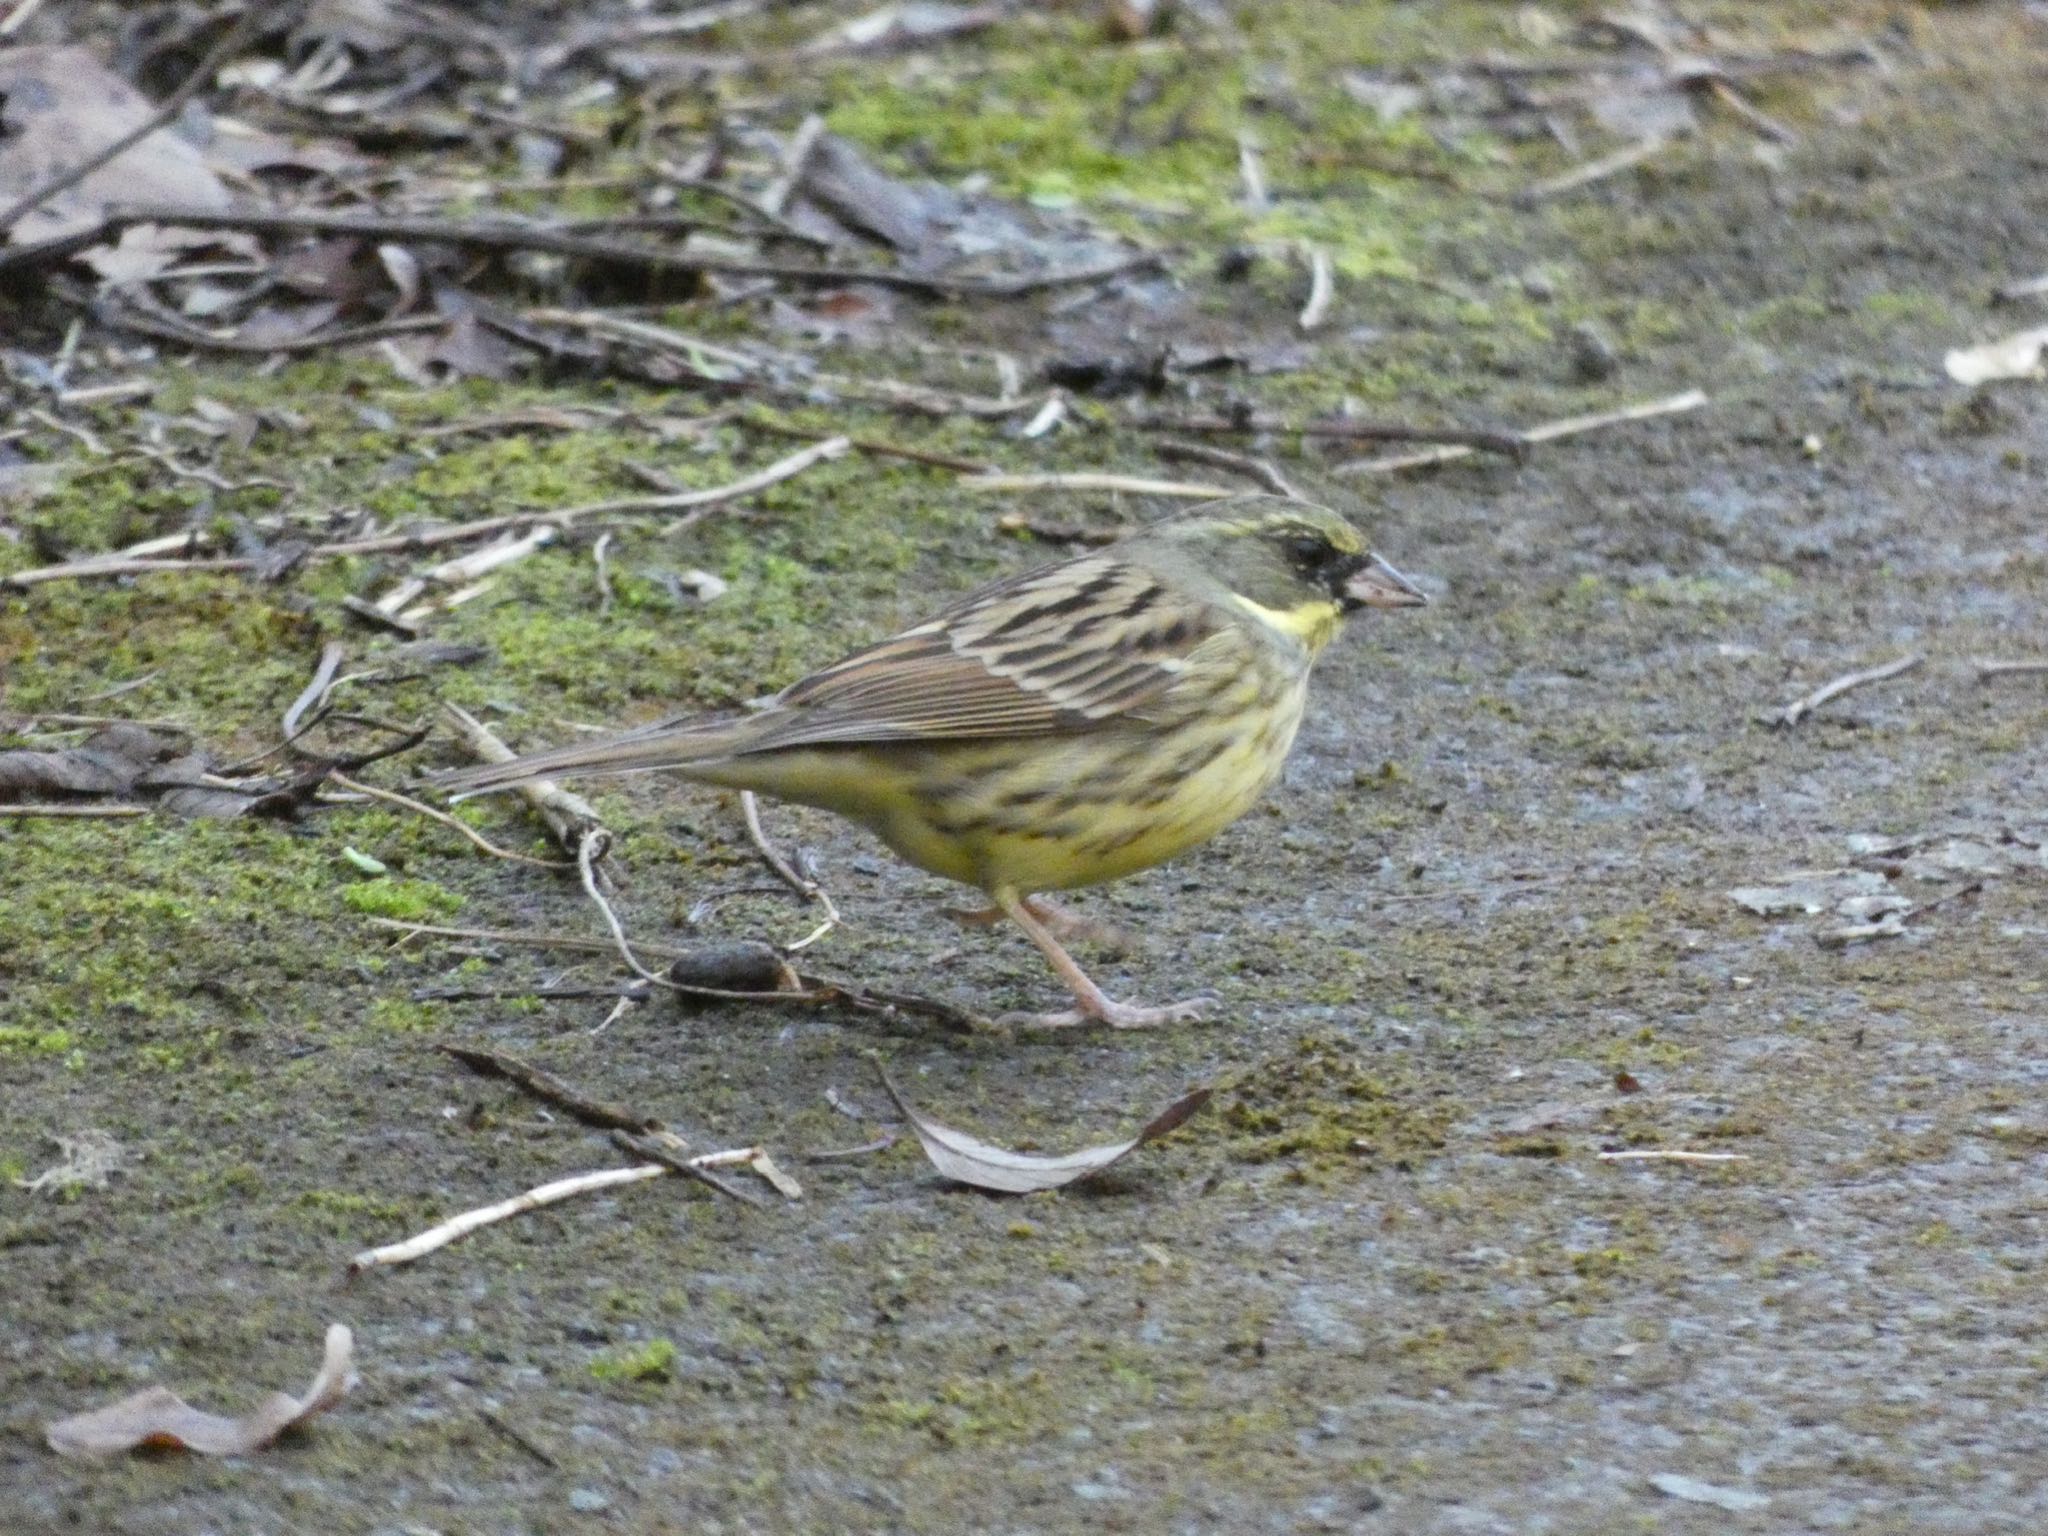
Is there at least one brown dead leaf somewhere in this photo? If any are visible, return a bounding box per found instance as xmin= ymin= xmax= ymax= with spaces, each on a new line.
xmin=876 ymin=1063 xmax=1210 ymax=1194
xmin=0 ymin=46 xmax=229 ymax=245
xmin=46 ymin=1324 xmax=357 ymax=1459
xmin=0 ymin=723 xmax=172 ymax=797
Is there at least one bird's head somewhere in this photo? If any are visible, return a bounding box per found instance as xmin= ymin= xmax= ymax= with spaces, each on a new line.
xmin=1135 ymin=496 xmax=1428 ymax=653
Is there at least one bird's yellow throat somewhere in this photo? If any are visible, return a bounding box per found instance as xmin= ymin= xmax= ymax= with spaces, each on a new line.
xmin=1229 ymin=594 xmax=1344 ymax=654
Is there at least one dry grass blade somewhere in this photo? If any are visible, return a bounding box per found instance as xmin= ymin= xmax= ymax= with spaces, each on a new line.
xmin=876 ymin=1061 xmax=1211 ymax=1194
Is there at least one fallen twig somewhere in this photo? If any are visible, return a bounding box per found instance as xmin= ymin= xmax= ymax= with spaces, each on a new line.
xmin=1769 ymin=652 xmax=1923 ymax=728
xmin=440 ymin=703 xmax=604 ymax=853
xmin=577 ymin=827 xmax=670 ymax=987
xmin=282 ymin=642 xmax=347 ymax=743
xmin=24 ymin=202 xmax=1162 ymax=298
xmin=327 ymin=773 xmax=571 ymax=868
xmin=1335 ymin=388 xmax=1709 ymax=475
xmin=740 ymin=790 xmax=840 ymax=952
xmin=960 ymin=472 xmax=1239 ymax=499
xmin=1515 ymin=137 xmax=1669 ymax=206
xmin=368 ymin=919 xmax=985 ymax=1032
xmin=1975 ymin=658 xmax=2048 ymax=681
xmin=1597 ymin=1149 xmax=1748 ymax=1164
xmin=1153 ymin=442 xmax=1301 ymax=499
xmin=1297 ymin=243 xmax=1335 ymax=332
xmin=349 ymin=1164 xmax=666 ymax=1271
xmin=544 ymin=435 xmax=848 ymax=524
xmin=610 ymin=1130 xmax=772 ymax=1208
xmin=439 ymin=1043 xmax=660 ymax=1132
xmin=0 ymin=803 xmax=149 ymax=818
xmin=1993 ymin=273 xmax=2048 ymax=306
xmin=1134 ymin=410 xmax=1526 ymax=458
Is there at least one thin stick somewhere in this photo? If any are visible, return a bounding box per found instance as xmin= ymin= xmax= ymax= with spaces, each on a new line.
xmin=1297 ymin=243 xmax=1335 ymax=333
xmin=739 ymin=790 xmax=840 ymax=953
xmin=4 ymin=555 xmax=258 ymax=589
xmin=282 ymin=642 xmax=347 ymax=742
xmin=545 ymin=436 xmax=849 ymax=523
xmin=1770 ymin=653 xmax=1923 ymax=728
xmin=591 ymin=532 xmax=616 ymax=614
xmin=367 ymin=918 xmax=689 ymax=962
xmin=329 ymin=773 xmax=570 ymax=868
xmin=0 ymin=803 xmax=148 ymax=818
xmin=744 ymin=414 xmax=996 ymax=474
xmin=438 ymin=1044 xmax=658 ymax=1132
xmin=0 ymin=4 xmax=266 ymax=235
xmin=1153 ymin=442 xmax=1301 ymax=499
xmin=1236 ymin=130 xmax=1269 ymax=211
xmin=1515 ymin=137 xmax=1668 ymax=206
xmin=959 ymin=472 xmax=1238 ymax=499
xmin=1597 ymin=1149 xmax=1748 ymax=1164
xmin=611 ymin=1130 xmax=771 ymax=1208
xmin=1335 ymin=388 xmax=1708 ymax=476
xmin=348 ymin=1165 xmax=667 ymax=1271
xmin=648 ymin=158 xmax=829 ymax=247
xmin=371 ymin=918 xmax=983 ymax=1032
xmin=759 ymin=114 xmax=826 ymax=216
xmin=579 ymin=829 xmax=674 ymax=988
xmin=440 ymin=703 xmax=604 ymax=853
xmin=29 ymin=202 xmax=1163 ymax=297
xmin=1134 ymin=411 xmax=1526 ymax=458
xmin=1975 ymin=658 xmax=2048 ymax=681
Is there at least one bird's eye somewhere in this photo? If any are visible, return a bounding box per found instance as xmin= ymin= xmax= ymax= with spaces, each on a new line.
xmin=1282 ymin=534 xmax=1332 ymax=569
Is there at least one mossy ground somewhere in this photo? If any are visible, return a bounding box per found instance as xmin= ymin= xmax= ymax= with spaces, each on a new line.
xmin=5 ymin=3 xmax=2048 ymax=1532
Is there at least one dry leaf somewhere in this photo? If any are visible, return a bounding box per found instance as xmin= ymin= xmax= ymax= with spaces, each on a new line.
xmin=1944 ymin=326 xmax=2048 ymax=386
xmin=0 ymin=724 xmax=171 ymax=798
xmin=877 ymin=1064 xmax=1209 ymax=1194
xmin=46 ymin=1324 xmax=357 ymax=1459
xmin=0 ymin=47 xmax=229 ymax=245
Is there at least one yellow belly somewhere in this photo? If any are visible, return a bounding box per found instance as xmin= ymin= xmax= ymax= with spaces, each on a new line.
xmin=702 ymin=677 xmax=1309 ymax=897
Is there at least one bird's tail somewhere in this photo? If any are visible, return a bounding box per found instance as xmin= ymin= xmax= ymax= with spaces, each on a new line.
xmin=430 ymin=716 xmax=754 ymax=798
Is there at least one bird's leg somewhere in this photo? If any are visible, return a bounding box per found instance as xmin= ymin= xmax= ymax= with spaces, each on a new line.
xmin=991 ymin=889 xmax=1212 ymax=1030
xmin=946 ymin=897 xmax=1130 ymax=950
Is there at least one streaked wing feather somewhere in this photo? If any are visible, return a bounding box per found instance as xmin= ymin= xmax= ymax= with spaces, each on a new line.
xmin=735 ymin=556 xmax=1220 ymax=753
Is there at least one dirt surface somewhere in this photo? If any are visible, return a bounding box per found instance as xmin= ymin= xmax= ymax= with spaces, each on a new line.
xmin=4 ymin=4 xmax=2047 ymax=1533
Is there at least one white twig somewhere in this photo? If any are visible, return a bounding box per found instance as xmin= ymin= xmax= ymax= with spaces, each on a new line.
xmin=740 ymin=790 xmax=840 ymax=952
xmin=579 ymin=829 xmax=676 ymax=987
xmin=346 ymin=1145 xmax=779 ymax=1272
xmin=959 ymin=472 xmax=1237 ymax=498
xmin=1975 ymin=658 xmax=2048 ymax=681
xmin=440 ymin=702 xmax=606 ymax=853
xmin=547 ymin=437 xmax=850 ymax=523
xmin=759 ymin=113 xmax=826 ymax=216
xmin=1597 ymin=1149 xmax=1749 ymax=1164
xmin=350 ymin=1165 xmax=666 ymax=1271
xmin=592 ymin=531 xmax=616 ymax=614
xmin=1770 ymin=652 xmax=1923 ymax=727
xmin=329 ymin=773 xmax=570 ymax=868
xmin=1518 ymin=137 xmax=1668 ymax=205
xmin=1336 ymin=389 xmax=1708 ymax=476
xmin=1237 ymin=130 xmax=1269 ymax=211
xmin=1297 ymin=243 xmax=1334 ymax=333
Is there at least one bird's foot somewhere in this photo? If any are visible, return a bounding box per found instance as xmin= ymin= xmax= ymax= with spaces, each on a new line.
xmin=949 ymin=898 xmax=1130 ymax=950
xmin=1000 ymin=992 xmax=1218 ymax=1031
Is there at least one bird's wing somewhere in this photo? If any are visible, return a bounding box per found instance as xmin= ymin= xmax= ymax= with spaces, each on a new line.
xmin=739 ymin=554 xmax=1229 ymax=751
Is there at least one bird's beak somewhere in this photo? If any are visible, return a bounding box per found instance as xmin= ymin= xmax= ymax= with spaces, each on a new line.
xmin=1343 ymin=554 xmax=1430 ymax=610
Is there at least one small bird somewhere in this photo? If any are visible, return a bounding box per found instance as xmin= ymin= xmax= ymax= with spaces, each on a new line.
xmin=434 ymin=495 xmax=1427 ymax=1028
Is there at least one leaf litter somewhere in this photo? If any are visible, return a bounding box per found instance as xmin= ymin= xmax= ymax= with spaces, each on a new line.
xmin=876 ymin=1060 xmax=1211 ymax=1194
xmin=45 ymin=1323 xmax=358 ymax=1459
